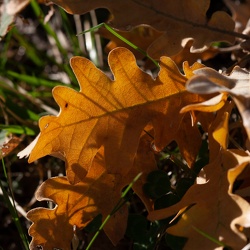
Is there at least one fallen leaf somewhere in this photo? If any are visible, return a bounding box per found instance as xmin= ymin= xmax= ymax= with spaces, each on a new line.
xmin=0 ymin=134 xmax=22 ymax=159
xmin=174 ymin=113 xmax=202 ymax=167
xmin=183 ymin=66 xmax=250 ymax=140
xmin=170 ymin=40 xmax=218 ymax=68
xmin=148 ymin=106 xmax=250 ymax=249
xmin=224 ymin=0 xmax=250 ymax=32
xmin=24 ymin=48 xmax=218 ymax=248
xmin=101 ymin=26 xmax=218 ymax=65
xmin=26 ymin=47 xmax=209 ymax=185
xmin=27 ymin=129 xmax=157 ymax=248
xmin=27 ymin=147 xmax=128 ymax=249
xmin=48 ymin=0 xmax=235 ymax=56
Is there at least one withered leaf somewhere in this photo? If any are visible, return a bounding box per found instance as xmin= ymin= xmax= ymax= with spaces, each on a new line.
xmin=0 ymin=135 xmax=22 ymax=159
xmin=23 ymin=47 xmax=216 ymax=249
xmin=48 ymin=0 xmax=235 ymax=57
xmin=27 ymin=130 xmax=157 ymax=248
xmin=28 ymin=147 xmax=128 ymax=248
xmin=26 ymin=47 xmax=208 ymax=184
xmin=183 ymin=66 xmax=250 ymax=140
xmin=148 ymin=106 xmax=250 ymax=249
xmin=224 ymin=0 xmax=250 ymax=32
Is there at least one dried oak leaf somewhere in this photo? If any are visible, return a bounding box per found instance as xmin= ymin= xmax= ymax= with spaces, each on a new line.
xmin=26 ymin=47 xmax=209 ymax=185
xmin=182 ymin=66 xmax=250 ymax=140
xmin=99 ymin=25 xmax=162 ymax=60
xmin=0 ymin=135 xmax=22 ymax=159
xmin=47 ymin=0 xmax=235 ymax=56
xmin=224 ymin=0 xmax=250 ymax=32
xmin=27 ymin=147 xmax=128 ymax=249
xmin=148 ymin=107 xmax=250 ymax=249
xmin=27 ymin=130 xmax=157 ymax=249
xmin=170 ymin=40 xmax=219 ymax=69
xmin=100 ymin=27 xmax=218 ymax=66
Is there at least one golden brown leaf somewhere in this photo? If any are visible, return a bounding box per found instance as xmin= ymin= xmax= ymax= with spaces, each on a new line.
xmin=48 ymin=0 xmax=235 ymax=57
xmin=148 ymin=106 xmax=250 ymax=249
xmin=174 ymin=113 xmax=202 ymax=167
xmin=26 ymin=47 xmax=208 ymax=184
xmin=183 ymin=66 xmax=250 ymax=141
xmin=27 ymin=147 xmax=128 ymax=249
xmin=101 ymin=27 xmax=218 ymax=66
xmin=27 ymin=128 xmax=158 ymax=248
xmin=24 ymin=48 xmax=218 ymax=248
xmin=170 ymin=40 xmax=219 ymax=69
xmin=24 ymin=47 xmax=215 ymax=248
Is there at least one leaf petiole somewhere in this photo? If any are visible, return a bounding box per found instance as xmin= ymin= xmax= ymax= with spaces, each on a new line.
xmin=77 ymin=23 xmax=159 ymax=68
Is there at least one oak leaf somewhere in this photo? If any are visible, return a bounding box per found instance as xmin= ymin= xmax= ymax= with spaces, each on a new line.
xmin=47 ymin=0 xmax=235 ymax=57
xmin=27 ymin=129 xmax=157 ymax=249
xmin=26 ymin=47 xmax=208 ymax=185
xmin=148 ymin=105 xmax=250 ymax=249
xmin=182 ymin=66 xmax=250 ymax=140
xmin=224 ymin=0 xmax=250 ymax=32
xmin=23 ymin=47 xmax=215 ymax=248
xmin=99 ymin=25 xmax=162 ymax=61
xmin=100 ymin=27 xmax=218 ymax=66
xmin=27 ymin=147 xmax=128 ymax=249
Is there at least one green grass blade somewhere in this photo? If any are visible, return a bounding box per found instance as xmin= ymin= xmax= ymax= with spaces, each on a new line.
xmin=77 ymin=23 xmax=104 ymax=35
xmin=78 ymin=23 xmax=159 ymax=68
xmin=122 ymin=172 xmax=142 ymax=198
xmin=6 ymin=70 xmax=64 ymax=88
xmin=0 ymin=125 xmax=36 ymax=135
